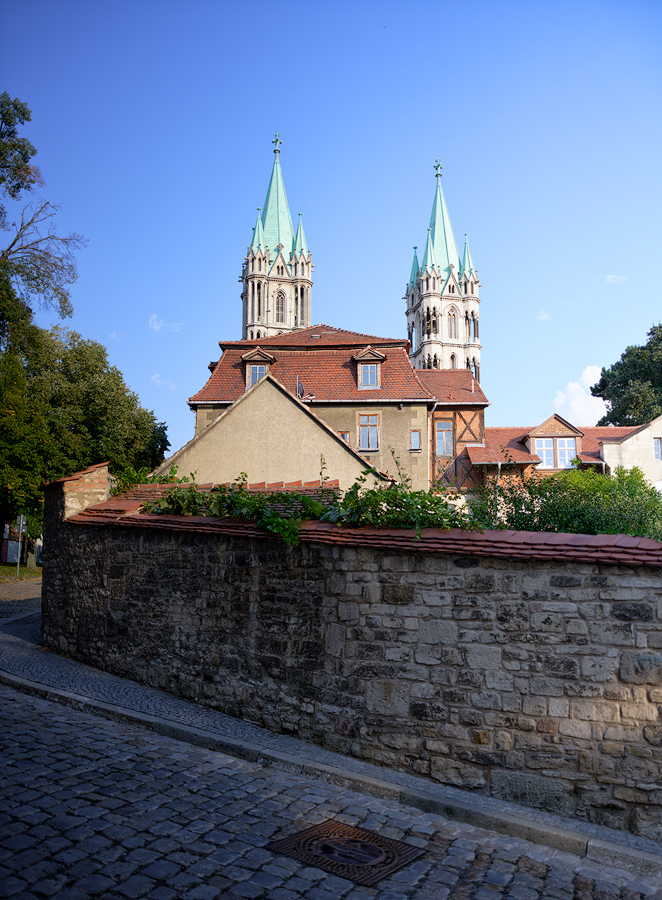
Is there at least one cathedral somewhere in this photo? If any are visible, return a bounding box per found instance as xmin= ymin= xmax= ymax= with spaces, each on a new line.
xmin=241 ymin=133 xmax=313 ymax=340
xmin=241 ymin=139 xmax=481 ymax=381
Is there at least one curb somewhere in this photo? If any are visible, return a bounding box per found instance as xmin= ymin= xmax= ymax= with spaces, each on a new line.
xmin=1 ymin=668 xmax=661 ymax=878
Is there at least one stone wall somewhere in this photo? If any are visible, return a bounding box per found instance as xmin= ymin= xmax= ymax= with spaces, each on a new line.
xmin=41 ymin=471 xmax=662 ymax=841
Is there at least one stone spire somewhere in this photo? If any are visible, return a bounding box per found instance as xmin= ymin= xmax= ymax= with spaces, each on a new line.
xmin=428 ymin=159 xmax=460 ymax=275
xmin=260 ymin=131 xmax=295 ymax=256
xmin=460 ymin=233 xmax=476 ymax=279
xmin=408 ymin=247 xmax=420 ymax=289
xmin=241 ymin=135 xmax=313 ymax=340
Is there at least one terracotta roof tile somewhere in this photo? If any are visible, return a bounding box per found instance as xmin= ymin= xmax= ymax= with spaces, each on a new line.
xmin=479 ymin=425 xmax=642 ymax=467
xmin=416 ymin=369 xmax=489 ymax=405
xmin=221 ymin=324 xmax=405 ymax=350
xmin=190 ymin=346 xmax=435 ymax=404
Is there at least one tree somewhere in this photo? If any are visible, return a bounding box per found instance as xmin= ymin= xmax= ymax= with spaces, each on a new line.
xmin=591 ymin=324 xmax=662 ymax=425
xmin=0 ymin=93 xmax=85 ymax=319
xmin=0 ymin=306 xmax=169 ymax=530
xmin=0 ymin=92 xmax=42 ymax=230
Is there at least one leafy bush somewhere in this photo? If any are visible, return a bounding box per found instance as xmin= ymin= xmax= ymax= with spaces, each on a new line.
xmin=145 ymin=468 xmax=479 ymax=545
xmin=473 ymin=465 xmax=662 ymax=540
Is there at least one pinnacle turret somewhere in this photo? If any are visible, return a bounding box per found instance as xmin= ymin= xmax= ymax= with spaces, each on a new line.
xmin=294 ymin=213 xmax=308 ymax=255
xmin=460 ymin=233 xmax=476 ymax=279
xmin=408 ymin=247 xmax=420 ymax=289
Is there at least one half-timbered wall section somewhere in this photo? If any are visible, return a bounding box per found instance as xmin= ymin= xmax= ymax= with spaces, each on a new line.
xmin=433 ymin=407 xmax=485 ymax=490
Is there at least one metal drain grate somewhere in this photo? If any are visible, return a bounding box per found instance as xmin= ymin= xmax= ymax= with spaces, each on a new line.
xmin=266 ymin=819 xmax=426 ymax=887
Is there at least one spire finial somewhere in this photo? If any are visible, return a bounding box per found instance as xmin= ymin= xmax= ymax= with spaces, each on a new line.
xmin=413 ymin=246 xmax=417 ymax=250
xmin=272 ymin=131 xmax=282 ymax=154
xmin=434 ymin=158 xmax=442 ymax=178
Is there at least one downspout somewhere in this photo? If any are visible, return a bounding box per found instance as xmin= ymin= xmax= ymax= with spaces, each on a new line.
xmin=429 ymin=400 xmax=438 ymax=490
xmin=493 ymin=460 xmax=502 ymax=527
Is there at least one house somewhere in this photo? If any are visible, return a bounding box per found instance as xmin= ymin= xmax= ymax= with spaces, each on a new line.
xmin=181 ymin=325 xmax=489 ymax=492
xmin=465 ymin=413 xmax=662 ymax=489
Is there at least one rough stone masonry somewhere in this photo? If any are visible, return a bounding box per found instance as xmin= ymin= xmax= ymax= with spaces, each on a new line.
xmin=41 ymin=465 xmax=662 ymax=842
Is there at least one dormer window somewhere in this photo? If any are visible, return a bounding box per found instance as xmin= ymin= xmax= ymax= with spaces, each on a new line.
xmin=248 ymin=364 xmax=266 ymax=386
xmin=353 ymin=346 xmax=386 ymax=390
xmin=242 ymin=346 xmax=275 ymax=390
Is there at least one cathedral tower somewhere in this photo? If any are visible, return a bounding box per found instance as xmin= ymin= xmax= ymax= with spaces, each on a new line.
xmin=241 ymin=134 xmax=313 ymax=339
xmin=405 ymin=161 xmax=481 ymax=380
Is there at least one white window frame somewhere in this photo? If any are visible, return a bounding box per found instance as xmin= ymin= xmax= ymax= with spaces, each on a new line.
xmin=410 ymin=429 xmax=422 ymax=451
xmin=655 ymin=438 xmax=662 ymax=461
xmin=359 ymin=414 xmax=380 ymax=451
xmin=247 ymin=364 xmax=267 ymax=388
xmin=557 ymin=438 xmax=576 ymax=468
xmin=358 ymin=362 xmax=381 ymax=390
xmin=535 ymin=438 xmax=554 ymax=468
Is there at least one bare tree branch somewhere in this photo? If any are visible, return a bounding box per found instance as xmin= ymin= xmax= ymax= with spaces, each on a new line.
xmin=0 ymin=200 xmax=87 ymax=318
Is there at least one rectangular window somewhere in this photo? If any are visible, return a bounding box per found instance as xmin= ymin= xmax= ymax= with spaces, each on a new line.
xmin=435 ymin=421 xmax=453 ymax=456
xmin=248 ymin=364 xmax=266 ymax=386
xmin=359 ymin=363 xmax=380 ymax=389
xmin=359 ymin=414 xmax=379 ymax=451
xmin=557 ymin=438 xmax=576 ymax=468
xmin=339 ymin=431 xmax=350 ymax=442
xmin=410 ymin=430 xmax=421 ymax=451
xmin=535 ymin=438 xmax=554 ymax=468
xmin=655 ymin=438 xmax=662 ymax=460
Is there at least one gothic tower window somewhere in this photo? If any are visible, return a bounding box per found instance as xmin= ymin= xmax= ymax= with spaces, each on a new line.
xmin=276 ymin=293 xmax=285 ymax=323
xmin=471 ymin=282 xmax=474 ymax=294
xmin=251 ymin=283 xmax=255 ymax=321
xmin=257 ymin=283 xmax=261 ymax=318
xmin=450 ymin=353 xmax=457 ymax=369
xmin=251 ymin=259 xmax=254 ymax=272
xmin=474 ymin=316 xmax=479 ymax=339
xmin=433 ymin=354 xmax=438 ymax=369
xmin=448 ymin=309 xmax=457 ymax=339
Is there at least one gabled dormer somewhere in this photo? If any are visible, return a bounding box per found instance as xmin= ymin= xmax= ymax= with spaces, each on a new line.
xmin=242 ymin=346 xmax=276 ymax=390
xmin=527 ymin=414 xmax=584 ymax=469
xmin=353 ymin=346 xmax=386 ymax=390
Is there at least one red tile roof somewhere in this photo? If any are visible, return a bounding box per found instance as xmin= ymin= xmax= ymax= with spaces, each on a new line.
xmin=470 ymin=425 xmax=642 ymax=467
xmin=417 ymin=369 xmax=489 ymax=405
xmin=191 ymin=345 xmax=490 ymax=407
xmin=220 ymin=324 xmax=406 ymax=350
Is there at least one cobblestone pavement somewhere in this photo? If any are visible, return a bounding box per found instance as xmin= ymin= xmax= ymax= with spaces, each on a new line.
xmin=1 ymin=684 xmax=661 ymax=900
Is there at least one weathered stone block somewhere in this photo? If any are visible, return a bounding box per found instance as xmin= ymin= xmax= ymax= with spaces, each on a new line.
xmin=491 ymin=770 xmax=575 ymax=816
xmin=365 ymin=680 xmax=410 ymax=716
xmin=619 ymin=650 xmax=662 ymax=685
xmin=382 ymin=584 xmax=414 ymax=605
xmin=465 ymin=644 xmax=501 ymax=669
xmin=418 ymin=619 xmax=458 ymax=645
xmin=430 ymin=757 xmax=487 ymax=789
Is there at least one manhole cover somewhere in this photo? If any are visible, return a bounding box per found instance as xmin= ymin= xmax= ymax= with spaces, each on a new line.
xmin=266 ymin=819 xmax=426 ymax=886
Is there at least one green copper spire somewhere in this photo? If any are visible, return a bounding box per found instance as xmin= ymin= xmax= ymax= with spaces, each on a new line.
xmin=250 ymin=208 xmax=265 ymax=251
xmin=293 ymin=212 xmax=308 ymax=255
xmin=460 ymin=233 xmax=475 ymax=278
xmin=260 ymin=132 xmax=295 ymax=255
xmin=428 ymin=159 xmax=460 ymax=274
xmin=408 ymin=246 xmax=419 ymax=288
xmin=420 ymin=228 xmax=436 ymax=273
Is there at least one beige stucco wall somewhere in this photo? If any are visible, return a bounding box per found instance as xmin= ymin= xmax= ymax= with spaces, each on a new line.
xmin=602 ymin=415 xmax=662 ymax=490
xmin=313 ymin=403 xmax=430 ymax=491
xmin=163 ymin=380 xmax=383 ymax=491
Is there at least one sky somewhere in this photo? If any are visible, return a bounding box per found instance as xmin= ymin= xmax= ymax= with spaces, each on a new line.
xmin=3 ymin=0 xmax=661 ymax=455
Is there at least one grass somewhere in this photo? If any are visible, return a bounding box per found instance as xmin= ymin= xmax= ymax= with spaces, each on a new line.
xmin=0 ymin=563 xmax=42 ymax=582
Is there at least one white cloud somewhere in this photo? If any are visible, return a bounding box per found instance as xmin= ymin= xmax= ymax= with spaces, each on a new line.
xmin=605 ymin=274 xmax=627 ymax=285
xmin=109 ymin=331 xmax=122 ymax=340
xmin=151 ymin=373 xmax=175 ymax=390
xmin=553 ymin=365 xmax=606 ymax=425
xmin=149 ymin=313 xmax=183 ymax=333
xmin=538 ymin=310 xmax=550 ymax=322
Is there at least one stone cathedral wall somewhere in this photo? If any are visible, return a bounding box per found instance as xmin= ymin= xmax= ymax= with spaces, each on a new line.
xmin=41 ymin=469 xmax=662 ymax=842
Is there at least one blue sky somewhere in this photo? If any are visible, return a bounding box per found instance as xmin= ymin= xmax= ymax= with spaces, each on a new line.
xmin=3 ymin=0 xmax=661 ymax=455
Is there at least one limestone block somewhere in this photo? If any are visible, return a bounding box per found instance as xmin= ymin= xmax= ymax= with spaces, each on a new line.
xmin=430 ymin=757 xmax=487 ymax=789
xmin=418 ymin=618 xmax=458 ymax=645
xmin=365 ymin=680 xmax=410 ymax=716
xmin=491 ymin=770 xmax=575 ymax=817
xmin=465 ymin=644 xmax=501 ymax=669
xmin=531 ymin=612 xmax=563 ymax=633
xmin=631 ymin=806 xmax=662 ymax=842
xmin=619 ymin=650 xmax=662 ymax=685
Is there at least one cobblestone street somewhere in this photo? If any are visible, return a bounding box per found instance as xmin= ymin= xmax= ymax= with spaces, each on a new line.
xmin=1 ymin=684 xmax=661 ymax=900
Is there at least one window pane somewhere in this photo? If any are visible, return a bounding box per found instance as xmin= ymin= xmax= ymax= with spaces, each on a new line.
xmin=361 ymin=364 xmax=377 ymax=386
xmin=250 ymin=365 xmax=266 ymax=385
xmin=435 ymin=422 xmax=452 ymax=456
xmin=655 ymin=438 xmax=662 ymax=460
xmin=359 ymin=414 xmax=378 ymax=450
xmin=411 ymin=430 xmax=421 ymax=450
xmin=557 ymin=438 xmax=576 ymax=468
xmin=535 ymin=438 xmax=554 ymax=467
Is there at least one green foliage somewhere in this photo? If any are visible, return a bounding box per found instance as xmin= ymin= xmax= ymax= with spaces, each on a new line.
xmin=146 ymin=465 xmax=479 ymax=545
xmin=591 ymin=324 xmax=662 ymax=425
xmin=472 ymin=466 xmax=662 ymax=540
xmin=0 ymin=303 xmax=170 ymax=527
xmin=0 ymin=92 xmax=40 ymax=230
xmin=110 ymin=465 xmax=182 ymax=497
